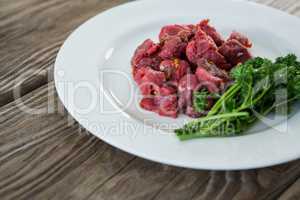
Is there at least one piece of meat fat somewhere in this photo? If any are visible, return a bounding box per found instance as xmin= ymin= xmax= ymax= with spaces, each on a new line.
xmin=159 ymin=37 xmax=187 ymax=59
xmin=219 ymin=39 xmax=252 ymax=66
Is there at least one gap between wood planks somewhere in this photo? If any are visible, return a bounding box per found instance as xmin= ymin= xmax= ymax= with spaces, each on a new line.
xmin=0 ymin=0 xmax=135 ymax=107
xmin=1 ymin=0 xmax=300 ymax=108
xmin=1 ymin=0 xmax=300 ymax=199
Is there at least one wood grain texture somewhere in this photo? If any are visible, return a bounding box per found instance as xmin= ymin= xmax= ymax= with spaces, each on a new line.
xmin=1 ymin=0 xmax=300 ymax=200
xmin=0 ymin=0 xmax=132 ymax=107
xmin=0 ymin=73 xmax=299 ymax=199
xmin=0 ymin=83 xmax=135 ymax=200
xmin=279 ymin=178 xmax=300 ymax=200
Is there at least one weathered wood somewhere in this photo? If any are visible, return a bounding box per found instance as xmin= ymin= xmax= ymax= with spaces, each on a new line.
xmin=0 ymin=64 xmax=300 ymax=200
xmin=1 ymin=0 xmax=299 ymax=107
xmin=1 ymin=0 xmax=300 ymax=200
xmin=87 ymin=159 xmax=181 ymax=200
xmin=279 ymin=178 xmax=300 ymax=200
xmin=0 ymin=83 xmax=134 ymax=200
xmin=0 ymin=0 xmax=132 ymax=106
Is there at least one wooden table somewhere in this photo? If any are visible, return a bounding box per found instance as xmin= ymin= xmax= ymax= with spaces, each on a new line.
xmin=1 ymin=0 xmax=300 ymax=199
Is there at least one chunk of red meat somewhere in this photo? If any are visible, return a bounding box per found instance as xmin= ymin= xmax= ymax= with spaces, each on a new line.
xmin=219 ymin=39 xmax=252 ymax=66
xmin=160 ymin=85 xmax=177 ymax=96
xmin=134 ymin=67 xmax=166 ymax=96
xmin=197 ymin=59 xmax=230 ymax=81
xmin=186 ymin=36 xmax=217 ymax=64
xmin=178 ymin=74 xmax=199 ymax=92
xmin=186 ymin=29 xmax=230 ymax=69
xmin=132 ymin=39 xmax=161 ymax=74
xmin=159 ymin=37 xmax=187 ymax=59
xmin=159 ymin=59 xmax=190 ymax=81
xmin=196 ymin=67 xmax=223 ymax=84
xmin=140 ymin=97 xmax=157 ymax=112
xmin=198 ymin=19 xmax=224 ymax=46
xmin=186 ymin=40 xmax=197 ymax=64
xmin=172 ymin=59 xmax=191 ymax=81
xmin=159 ymin=60 xmax=174 ymax=80
xmin=178 ymin=89 xmax=192 ymax=111
xmin=201 ymin=50 xmax=232 ymax=70
xmin=140 ymin=93 xmax=178 ymax=118
xmin=229 ymin=31 xmax=252 ymax=48
xmin=178 ymin=90 xmax=202 ymax=118
xmin=159 ymin=24 xmax=194 ymax=42
xmin=194 ymin=80 xmax=220 ymax=93
xmin=134 ymin=19 xmax=253 ymax=119
xmin=195 ymin=67 xmax=223 ymax=93
xmin=132 ymin=39 xmax=160 ymax=67
xmin=194 ymin=29 xmax=218 ymax=52
xmin=134 ymin=56 xmax=162 ymax=72
xmin=154 ymin=95 xmax=178 ymax=118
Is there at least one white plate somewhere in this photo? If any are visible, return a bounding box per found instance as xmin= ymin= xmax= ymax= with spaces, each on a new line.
xmin=54 ymin=0 xmax=300 ymax=170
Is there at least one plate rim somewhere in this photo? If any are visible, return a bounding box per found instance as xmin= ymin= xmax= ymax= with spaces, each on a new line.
xmin=54 ymin=0 xmax=300 ymax=170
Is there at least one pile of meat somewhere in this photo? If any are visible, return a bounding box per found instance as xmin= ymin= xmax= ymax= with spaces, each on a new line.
xmin=131 ymin=19 xmax=252 ymax=118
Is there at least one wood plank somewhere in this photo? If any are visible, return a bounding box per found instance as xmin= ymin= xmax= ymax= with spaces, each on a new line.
xmin=1 ymin=0 xmax=300 ymax=199
xmin=0 ymin=82 xmax=134 ymax=200
xmin=1 ymin=0 xmax=300 ymax=108
xmin=0 ymin=0 xmax=132 ymax=106
xmin=4 ymin=82 xmax=300 ymax=200
xmin=278 ymin=178 xmax=300 ymax=200
xmin=83 ymin=160 xmax=300 ymax=200
xmin=86 ymin=159 xmax=181 ymax=200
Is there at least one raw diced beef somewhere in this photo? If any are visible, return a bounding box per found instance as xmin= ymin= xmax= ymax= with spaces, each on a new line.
xmin=133 ymin=56 xmax=162 ymax=74
xmin=154 ymin=95 xmax=178 ymax=118
xmin=140 ymin=97 xmax=157 ymax=111
xmin=201 ymin=50 xmax=231 ymax=70
xmin=198 ymin=19 xmax=224 ymax=46
xmin=178 ymin=74 xmax=199 ymax=92
xmin=178 ymin=89 xmax=192 ymax=111
xmin=140 ymin=95 xmax=178 ymax=118
xmin=178 ymin=90 xmax=202 ymax=118
xmin=132 ymin=39 xmax=161 ymax=74
xmin=196 ymin=67 xmax=223 ymax=84
xmin=159 ymin=59 xmax=190 ymax=81
xmin=194 ymin=29 xmax=218 ymax=54
xmin=219 ymin=39 xmax=252 ymax=66
xmin=132 ymin=19 xmax=253 ymax=118
xmin=159 ymin=24 xmax=194 ymax=42
xmin=186 ymin=29 xmax=230 ymax=69
xmin=229 ymin=31 xmax=252 ymax=48
xmin=159 ymin=85 xmax=177 ymax=96
xmin=195 ymin=59 xmax=231 ymax=93
xmin=197 ymin=59 xmax=230 ymax=81
xmin=195 ymin=79 xmax=220 ymax=93
xmin=159 ymin=37 xmax=187 ymax=59
xmin=134 ymin=67 xmax=166 ymax=96
xmin=139 ymin=84 xmax=178 ymax=118
xmin=195 ymin=67 xmax=223 ymax=93
xmin=186 ymin=31 xmax=217 ymax=64
xmin=185 ymin=40 xmax=198 ymax=64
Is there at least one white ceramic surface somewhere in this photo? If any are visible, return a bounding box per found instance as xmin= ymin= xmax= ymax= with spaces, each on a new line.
xmin=54 ymin=0 xmax=300 ymax=170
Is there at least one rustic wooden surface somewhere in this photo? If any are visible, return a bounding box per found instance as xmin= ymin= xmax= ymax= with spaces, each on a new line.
xmin=1 ymin=0 xmax=300 ymax=199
